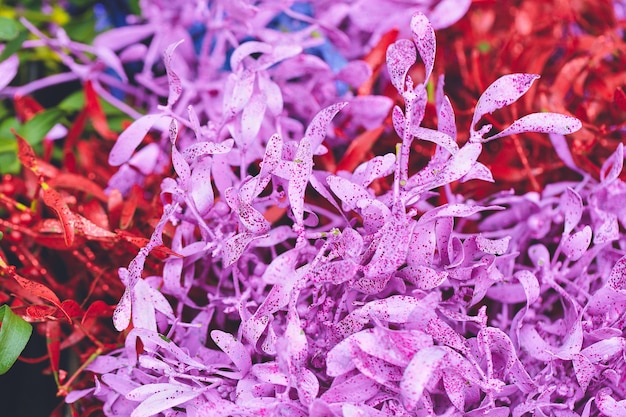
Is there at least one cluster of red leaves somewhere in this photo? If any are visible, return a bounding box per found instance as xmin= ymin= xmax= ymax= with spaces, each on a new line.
xmin=436 ymin=0 xmax=626 ymax=196
xmin=0 ymin=82 xmax=171 ymax=415
xmin=329 ymin=0 xmax=626 ymax=202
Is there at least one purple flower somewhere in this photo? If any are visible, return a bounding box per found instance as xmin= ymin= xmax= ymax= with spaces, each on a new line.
xmin=26 ymin=3 xmax=624 ymax=416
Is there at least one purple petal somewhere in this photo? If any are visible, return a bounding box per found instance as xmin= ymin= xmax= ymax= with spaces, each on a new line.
xmin=600 ymin=143 xmax=624 ymax=184
xmin=406 ymin=223 xmax=436 ymax=267
xmin=386 ymin=39 xmax=416 ymax=92
xmin=224 ymin=70 xmax=255 ymax=116
xmin=354 ymin=153 xmax=396 ymax=187
xmin=224 ymin=232 xmax=255 ymax=266
xmin=95 ymin=46 xmax=128 ymax=82
xmin=461 ymin=161 xmax=494 ymax=183
xmin=257 ymin=44 xmax=302 ymax=71
xmin=109 ymin=114 xmax=162 ymax=166
xmin=476 ymin=235 xmax=510 ymax=255
xmin=242 ymin=315 xmax=269 ymax=346
xmin=352 ymin=348 xmax=403 ymax=384
xmin=550 ymin=133 xmax=584 ymax=174
xmin=296 ymin=368 xmax=319 ymax=406
xmin=342 ymin=403 xmax=388 ymax=417
xmin=528 ymin=244 xmax=551 ymax=268
xmin=0 ymin=54 xmax=19 ymax=90
xmin=163 ymin=40 xmax=184 ymax=107
xmin=113 ymin=288 xmax=131 ymax=331
xmin=240 ymin=93 xmax=267 ymax=146
xmin=400 ymin=347 xmax=447 ymax=410
xmin=327 ymin=175 xmax=372 ymax=211
xmin=410 ymin=13 xmax=436 ymax=83
xmin=562 ymin=225 xmax=592 ymax=261
xmin=561 ymin=187 xmax=583 ymax=235
xmin=128 ymin=143 xmax=160 ymax=175
xmin=259 ymin=133 xmax=283 ymax=179
xmin=336 ymin=60 xmax=372 ymax=88
xmin=285 ymin=309 xmax=308 ymax=367
xmin=128 ymin=385 xmax=200 ymax=417
xmin=171 ymin=137 xmax=191 ymax=186
xmin=401 ymin=265 xmax=447 ymax=289
xmin=130 ymin=280 xmax=159 ymax=331
xmin=596 ymin=390 xmax=626 ymax=417
xmin=258 ymin=74 xmax=283 ymax=116
xmin=392 ymin=105 xmax=406 ymax=138
xmin=442 ymin=370 xmax=466 ymax=411
xmin=93 ymin=24 xmax=155 ymax=51
xmin=488 ymin=113 xmax=581 ymax=141
xmin=418 ymin=203 xmax=503 ymax=225
xmin=211 ymin=330 xmax=252 ymax=374
xmin=428 ymin=0 xmax=472 ymax=29
xmin=326 ymin=337 xmax=356 ymax=377
xmin=362 ymin=218 xmax=414 ymax=283
xmin=289 ymin=136 xmax=313 ymax=228
xmin=412 ymin=126 xmax=458 ymax=155
xmin=310 ymin=260 xmax=358 ymax=284
xmin=239 ymin=203 xmax=270 ymax=234
xmin=181 ymin=139 xmax=235 ymax=163
xmin=360 ymin=295 xmax=420 ymax=324
xmin=303 ymin=102 xmax=348 ymax=153
xmin=581 ymin=337 xmax=625 ymax=364
xmin=190 ymin=157 xmax=214 ymax=216
xmin=230 ymin=41 xmax=272 ymax=72
xmin=471 ymin=74 xmax=540 ymax=132
xmin=438 ymin=95 xmax=457 ymax=139
xmin=609 ymin=255 xmax=626 ymax=290
xmin=408 ymin=142 xmax=482 ymax=191
xmin=320 ymin=373 xmax=379 ymax=403
xmin=119 ymin=43 xmax=147 ymax=63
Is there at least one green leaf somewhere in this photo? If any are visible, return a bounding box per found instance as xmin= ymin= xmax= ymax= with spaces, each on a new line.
xmin=59 ymin=90 xmax=125 ymax=117
xmin=0 ymin=305 xmax=32 ymax=375
xmin=0 ymin=157 xmax=20 ymax=175
xmin=0 ymin=30 xmax=28 ymax=62
xmin=19 ymin=109 xmax=65 ymax=145
xmin=58 ymin=90 xmax=85 ymax=113
xmin=0 ymin=17 xmax=19 ymax=41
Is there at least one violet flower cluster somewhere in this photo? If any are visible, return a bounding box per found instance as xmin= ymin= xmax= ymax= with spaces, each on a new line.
xmin=11 ymin=1 xmax=624 ymax=416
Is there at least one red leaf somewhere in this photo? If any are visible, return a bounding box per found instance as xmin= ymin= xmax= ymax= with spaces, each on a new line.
xmin=48 ymin=173 xmax=108 ymax=202
xmin=46 ymin=320 xmax=61 ymax=379
xmin=120 ymin=185 xmax=141 ymax=229
xmin=614 ymin=87 xmax=626 ymax=111
xmin=13 ymin=95 xmax=43 ymax=122
xmin=82 ymin=300 xmax=115 ymax=325
xmin=336 ymin=126 xmax=385 ymax=173
xmin=117 ymin=231 xmax=182 ymax=258
xmin=56 ymin=300 xmax=83 ymax=321
xmin=13 ymin=129 xmax=41 ymax=175
xmin=12 ymin=273 xmax=62 ymax=307
xmin=26 ymin=304 xmax=57 ymax=319
xmin=107 ymin=188 xmax=124 ymax=229
xmin=10 ymin=273 xmax=73 ymax=323
xmin=84 ymin=80 xmax=117 ymax=140
xmin=358 ymin=28 xmax=399 ymax=96
xmin=81 ymin=199 xmax=110 ymax=230
xmin=41 ymin=183 xmax=75 ymax=247
xmin=75 ymin=214 xmax=117 ymax=241
xmin=64 ymin=109 xmax=87 ymax=161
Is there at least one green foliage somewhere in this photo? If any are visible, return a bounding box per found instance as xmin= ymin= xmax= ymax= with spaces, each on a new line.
xmin=0 ymin=305 xmax=32 ymax=375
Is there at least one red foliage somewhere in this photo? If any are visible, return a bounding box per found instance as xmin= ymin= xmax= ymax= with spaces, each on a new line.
xmin=0 ymin=86 xmax=166 ymax=406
